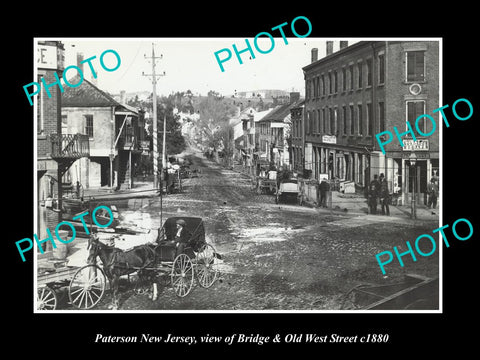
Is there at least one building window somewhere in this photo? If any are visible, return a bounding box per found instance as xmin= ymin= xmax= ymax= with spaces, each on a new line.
xmin=307 ymin=111 xmax=311 ymax=135
xmin=367 ymin=103 xmax=373 ymax=135
xmin=331 ymin=108 xmax=336 ymax=135
xmin=350 ymin=105 xmax=355 ymax=134
xmin=334 ymin=70 xmax=338 ymax=93
xmin=322 ymin=108 xmax=326 ymax=134
xmin=328 ymin=72 xmax=333 ymax=94
xmin=407 ymin=100 xmax=426 ymax=134
xmin=349 ymin=65 xmax=354 ymax=90
xmin=357 ymin=61 xmax=363 ymax=89
xmin=321 ymin=74 xmax=325 ymax=96
xmin=317 ymin=110 xmax=321 ymax=134
xmin=316 ymin=77 xmax=321 ymax=98
xmin=378 ymin=53 xmax=385 ymax=84
xmin=358 ymin=105 xmax=363 ymax=135
xmin=61 ymin=114 xmax=68 ymax=133
xmin=342 ymin=67 xmax=347 ymax=92
xmin=366 ymin=58 xmax=373 ymax=87
xmin=379 ymin=102 xmax=385 ymax=133
xmin=343 ymin=106 xmax=347 ymax=135
xmin=85 ymin=115 xmax=94 ymax=138
xmin=406 ymin=51 xmax=425 ymax=82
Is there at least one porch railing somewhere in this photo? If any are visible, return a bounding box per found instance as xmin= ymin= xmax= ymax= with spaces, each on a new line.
xmin=49 ymin=133 xmax=90 ymax=159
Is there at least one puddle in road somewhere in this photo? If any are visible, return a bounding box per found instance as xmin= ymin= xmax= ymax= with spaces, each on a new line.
xmin=233 ymin=225 xmax=305 ymax=245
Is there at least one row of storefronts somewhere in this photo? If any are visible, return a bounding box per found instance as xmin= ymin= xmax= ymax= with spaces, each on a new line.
xmin=292 ymin=40 xmax=440 ymax=205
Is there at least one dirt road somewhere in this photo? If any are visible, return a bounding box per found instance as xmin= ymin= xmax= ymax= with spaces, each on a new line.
xmin=91 ymin=153 xmax=439 ymax=311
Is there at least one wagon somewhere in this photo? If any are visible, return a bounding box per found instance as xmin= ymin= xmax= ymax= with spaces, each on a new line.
xmin=37 ymin=217 xmax=220 ymax=310
xmin=256 ymin=177 xmax=278 ymax=195
xmin=275 ymin=179 xmax=303 ymax=205
xmin=37 ymin=262 xmax=107 ymax=310
xmin=150 ymin=216 xmax=220 ymax=297
xmin=165 ymin=168 xmax=182 ymax=194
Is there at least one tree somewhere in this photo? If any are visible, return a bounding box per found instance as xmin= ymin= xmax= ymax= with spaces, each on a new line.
xmin=156 ymin=94 xmax=187 ymax=156
xmin=193 ymin=91 xmax=237 ymax=160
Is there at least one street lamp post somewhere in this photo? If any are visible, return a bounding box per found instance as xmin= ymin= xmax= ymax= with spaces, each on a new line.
xmin=409 ymin=152 xmax=417 ymax=219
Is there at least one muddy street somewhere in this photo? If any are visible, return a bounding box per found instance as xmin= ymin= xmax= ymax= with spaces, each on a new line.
xmin=92 ymin=153 xmax=439 ymax=311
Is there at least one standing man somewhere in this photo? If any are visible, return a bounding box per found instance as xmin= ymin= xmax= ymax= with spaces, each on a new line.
xmin=319 ymin=178 xmax=330 ymax=208
xmin=75 ymin=181 xmax=84 ymax=202
xmin=379 ymin=173 xmax=390 ymax=216
xmin=427 ymin=178 xmax=438 ymax=209
xmin=368 ymin=175 xmax=380 ymax=214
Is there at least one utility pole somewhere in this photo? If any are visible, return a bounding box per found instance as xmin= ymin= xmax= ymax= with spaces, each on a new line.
xmin=143 ymin=43 xmax=165 ymax=189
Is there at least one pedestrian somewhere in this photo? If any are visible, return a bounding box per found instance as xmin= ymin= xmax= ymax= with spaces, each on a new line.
xmin=368 ymin=175 xmax=380 ymax=214
xmin=427 ymin=178 xmax=438 ymax=209
xmin=319 ymin=178 xmax=330 ymax=208
xmin=379 ymin=173 xmax=390 ymax=216
xmin=75 ymin=181 xmax=84 ymax=202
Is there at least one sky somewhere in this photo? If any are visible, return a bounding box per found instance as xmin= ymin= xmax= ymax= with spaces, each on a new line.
xmin=46 ymin=38 xmax=360 ymax=97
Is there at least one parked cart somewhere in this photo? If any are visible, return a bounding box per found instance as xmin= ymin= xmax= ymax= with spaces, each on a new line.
xmin=275 ymin=179 xmax=303 ymax=205
xmin=37 ymin=263 xmax=107 ymax=310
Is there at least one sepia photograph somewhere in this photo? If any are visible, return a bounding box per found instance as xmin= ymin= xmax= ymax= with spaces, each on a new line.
xmin=32 ymin=37 xmax=443 ymax=312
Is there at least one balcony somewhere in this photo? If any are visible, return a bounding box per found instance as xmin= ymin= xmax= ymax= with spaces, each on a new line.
xmin=49 ymin=133 xmax=90 ymax=159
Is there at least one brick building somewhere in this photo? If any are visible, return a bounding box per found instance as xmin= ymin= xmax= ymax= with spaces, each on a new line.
xmin=256 ymin=92 xmax=302 ymax=169
xmin=302 ymin=40 xmax=439 ymax=205
xmin=36 ymin=40 xmax=89 ymax=245
xmin=290 ymin=101 xmax=304 ymax=173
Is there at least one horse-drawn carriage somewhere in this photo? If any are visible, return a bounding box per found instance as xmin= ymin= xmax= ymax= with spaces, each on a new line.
xmin=36 ymin=217 xmax=220 ymax=310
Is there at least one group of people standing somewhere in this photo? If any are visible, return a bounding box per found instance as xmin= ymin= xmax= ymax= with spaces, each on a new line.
xmin=368 ymin=174 xmax=439 ymax=215
xmin=368 ymin=173 xmax=390 ymax=216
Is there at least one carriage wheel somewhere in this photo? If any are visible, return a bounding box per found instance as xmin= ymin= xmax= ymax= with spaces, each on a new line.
xmin=171 ymin=254 xmax=194 ymax=297
xmin=69 ymin=265 xmax=106 ymax=309
xmin=37 ymin=286 xmax=57 ymax=310
xmin=195 ymin=243 xmax=219 ymax=288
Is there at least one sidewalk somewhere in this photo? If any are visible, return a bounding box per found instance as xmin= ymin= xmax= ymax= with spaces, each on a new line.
xmin=228 ymin=163 xmax=439 ymax=221
xmin=320 ymin=191 xmax=439 ymax=221
xmin=80 ymin=179 xmax=160 ymax=201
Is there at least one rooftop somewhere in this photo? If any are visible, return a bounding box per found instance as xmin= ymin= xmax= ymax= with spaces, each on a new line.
xmin=258 ymin=99 xmax=304 ymax=123
xmin=62 ymin=75 xmax=139 ymax=115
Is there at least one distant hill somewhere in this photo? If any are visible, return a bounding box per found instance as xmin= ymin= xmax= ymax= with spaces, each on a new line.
xmin=111 ymin=91 xmax=152 ymax=103
xmin=233 ymin=89 xmax=290 ymax=99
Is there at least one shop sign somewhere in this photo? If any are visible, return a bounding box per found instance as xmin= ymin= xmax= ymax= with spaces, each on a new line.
xmin=322 ymin=135 xmax=337 ymax=144
xmin=37 ymin=44 xmax=65 ymax=70
xmin=402 ymin=139 xmax=429 ymax=151
xmin=402 ymin=152 xmax=430 ymax=159
xmin=140 ymin=140 xmax=150 ymax=150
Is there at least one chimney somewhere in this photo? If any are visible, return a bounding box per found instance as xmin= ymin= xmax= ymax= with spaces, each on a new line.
xmin=326 ymin=41 xmax=334 ymax=56
xmin=311 ymin=48 xmax=318 ymax=63
xmin=120 ymin=90 xmax=126 ymax=105
xmin=340 ymin=41 xmax=348 ymax=49
xmin=76 ymin=52 xmax=84 ymax=73
xmin=290 ymin=92 xmax=300 ymax=104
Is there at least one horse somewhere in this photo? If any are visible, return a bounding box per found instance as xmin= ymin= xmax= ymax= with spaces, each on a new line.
xmin=87 ymin=234 xmax=157 ymax=309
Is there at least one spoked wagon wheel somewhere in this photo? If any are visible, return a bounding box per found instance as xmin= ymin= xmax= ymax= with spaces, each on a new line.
xmin=195 ymin=243 xmax=219 ymax=288
xmin=37 ymin=286 xmax=57 ymax=310
xmin=69 ymin=265 xmax=107 ymax=309
xmin=171 ymin=254 xmax=194 ymax=297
